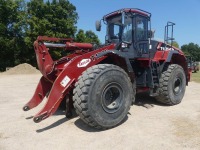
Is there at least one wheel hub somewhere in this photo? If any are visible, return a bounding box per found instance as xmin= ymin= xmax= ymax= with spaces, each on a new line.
xmin=101 ymin=82 xmax=123 ymax=113
xmin=173 ymin=77 xmax=182 ymax=95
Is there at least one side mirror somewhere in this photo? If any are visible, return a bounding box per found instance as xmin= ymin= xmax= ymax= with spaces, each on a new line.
xmin=148 ymin=30 xmax=155 ymax=38
xmin=95 ymin=20 xmax=101 ymax=31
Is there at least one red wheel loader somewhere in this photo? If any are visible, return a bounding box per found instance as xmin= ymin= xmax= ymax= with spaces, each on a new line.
xmin=23 ymin=8 xmax=190 ymax=129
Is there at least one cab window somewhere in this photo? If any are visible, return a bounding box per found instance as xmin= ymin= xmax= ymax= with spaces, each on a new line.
xmin=109 ymin=23 xmax=121 ymax=39
xmin=136 ymin=17 xmax=148 ymax=41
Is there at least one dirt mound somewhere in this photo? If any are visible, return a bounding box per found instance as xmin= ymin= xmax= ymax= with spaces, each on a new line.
xmin=2 ymin=63 xmax=40 ymax=75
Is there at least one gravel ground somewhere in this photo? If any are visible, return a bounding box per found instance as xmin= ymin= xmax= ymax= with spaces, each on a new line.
xmin=0 ymin=74 xmax=200 ymax=150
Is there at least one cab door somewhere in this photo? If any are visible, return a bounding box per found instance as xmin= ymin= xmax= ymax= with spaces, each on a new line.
xmin=134 ymin=16 xmax=149 ymax=58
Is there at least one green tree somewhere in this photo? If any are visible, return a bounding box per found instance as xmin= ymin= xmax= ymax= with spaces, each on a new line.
xmin=0 ymin=0 xmax=101 ymax=71
xmin=75 ymin=29 xmax=100 ymax=45
xmin=26 ymin=0 xmax=78 ymax=39
xmin=24 ymin=0 xmax=78 ymax=64
xmin=0 ymin=0 xmax=26 ymax=71
xmin=85 ymin=30 xmax=100 ymax=45
xmin=172 ymin=41 xmax=179 ymax=48
xmin=166 ymin=40 xmax=179 ymax=48
xmin=75 ymin=29 xmax=86 ymax=42
xmin=181 ymin=43 xmax=200 ymax=61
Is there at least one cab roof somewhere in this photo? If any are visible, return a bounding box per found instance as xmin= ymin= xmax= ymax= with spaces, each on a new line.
xmin=103 ymin=8 xmax=151 ymax=20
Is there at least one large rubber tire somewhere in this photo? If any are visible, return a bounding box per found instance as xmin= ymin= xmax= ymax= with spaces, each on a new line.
xmin=73 ymin=64 xmax=135 ymax=129
xmin=155 ymin=64 xmax=186 ymax=105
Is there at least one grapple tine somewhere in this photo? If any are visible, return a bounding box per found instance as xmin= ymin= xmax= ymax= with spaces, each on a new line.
xmin=33 ymin=76 xmax=75 ymax=123
xmin=23 ymin=76 xmax=52 ymax=111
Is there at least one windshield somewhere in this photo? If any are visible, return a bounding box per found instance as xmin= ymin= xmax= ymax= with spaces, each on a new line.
xmin=106 ymin=14 xmax=132 ymax=43
xmin=122 ymin=17 xmax=132 ymax=42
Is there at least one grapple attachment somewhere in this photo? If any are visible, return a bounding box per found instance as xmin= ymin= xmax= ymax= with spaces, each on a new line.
xmin=22 ymin=36 xmax=93 ymax=122
xmin=23 ymin=76 xmax=52 ymax=111
xmin=23 ymin=36 xmax=114 ymax=123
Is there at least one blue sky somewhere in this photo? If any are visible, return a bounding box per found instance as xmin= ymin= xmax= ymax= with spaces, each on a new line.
xmin=69 ymin=0 xmax=200 ymax=47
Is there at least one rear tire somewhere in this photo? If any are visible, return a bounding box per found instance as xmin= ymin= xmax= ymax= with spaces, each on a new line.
xmin=155 ymin=64 xmax=186 ymax=105
xmin=73 ymin=64 xmax=135 ymax=129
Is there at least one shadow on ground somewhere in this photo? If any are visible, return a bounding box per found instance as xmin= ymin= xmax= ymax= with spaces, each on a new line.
xmin=74 ymin=115 xmax=128 ymax=132
xmin=36 ymin=92 xmax=167 ymax=132
xmin=36 ymin=109 xmax=77 ymax=133
xmin=36 ymin=117 xmax=68 ymax=133
xmin=135 ymin=92 xmax=166 ymax=108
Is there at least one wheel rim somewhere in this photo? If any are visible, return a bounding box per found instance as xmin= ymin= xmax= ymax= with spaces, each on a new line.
xmin=101 ymin=82 xmax=123 ymax=114
xmin=173 ymin=77 xmax=182 ymax=95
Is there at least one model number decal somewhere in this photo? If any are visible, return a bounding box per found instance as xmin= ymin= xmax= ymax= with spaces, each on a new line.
xmin=160 ymin=47 xmax=174 ymax=51
xmin=60 ymin=76 xmax=70 ymax=87
xmin=77 ymin=59 xmax=91 ymax=68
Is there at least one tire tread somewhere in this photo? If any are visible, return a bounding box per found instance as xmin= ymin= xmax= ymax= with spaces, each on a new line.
xmin=73 ymin=64 xmax=134 ymax=129
xmin=156 ymin=64 xmax=185 ymax=105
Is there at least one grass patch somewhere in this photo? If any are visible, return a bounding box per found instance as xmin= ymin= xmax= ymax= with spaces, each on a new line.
xmin=191 ymin=70 xmax=200 ymax=83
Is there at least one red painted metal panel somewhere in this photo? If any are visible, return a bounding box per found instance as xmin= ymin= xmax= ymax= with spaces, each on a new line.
xmin=23 ymin=76 xmax=52 ymax=111
xmin=31 ymin=38 xmax=116 ymax=122
xmin=66 ymin=42 xmax=93 ymax=50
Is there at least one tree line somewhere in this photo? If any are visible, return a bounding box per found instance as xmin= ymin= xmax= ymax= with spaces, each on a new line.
xmin=0 ymin=0 xmax=100 ymax=71
xmin=173 ymin=42 xmax=200 ymax=62
xmin=181 ymin=43 xmax=200 ymax=62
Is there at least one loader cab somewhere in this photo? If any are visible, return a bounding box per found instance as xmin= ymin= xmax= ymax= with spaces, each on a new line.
xmin=96 ymin=9 xmax=152 ymax=58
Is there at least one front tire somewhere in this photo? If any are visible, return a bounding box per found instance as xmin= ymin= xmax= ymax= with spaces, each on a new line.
xmin=73 ymin=64 xmax=135 ymax=129
xmin=155 ymin=64 xmax=186 ymax=105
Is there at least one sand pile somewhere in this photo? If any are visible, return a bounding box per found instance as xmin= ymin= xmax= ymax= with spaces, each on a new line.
xmin=2 ymin=63 xmax=40 ymax=75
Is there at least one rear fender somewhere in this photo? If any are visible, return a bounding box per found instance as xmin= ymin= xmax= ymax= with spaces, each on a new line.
xmin=170 ymin=53 xmax=190 ymax=83
xmin=155 ymin=50 xmax=189 ymax=84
